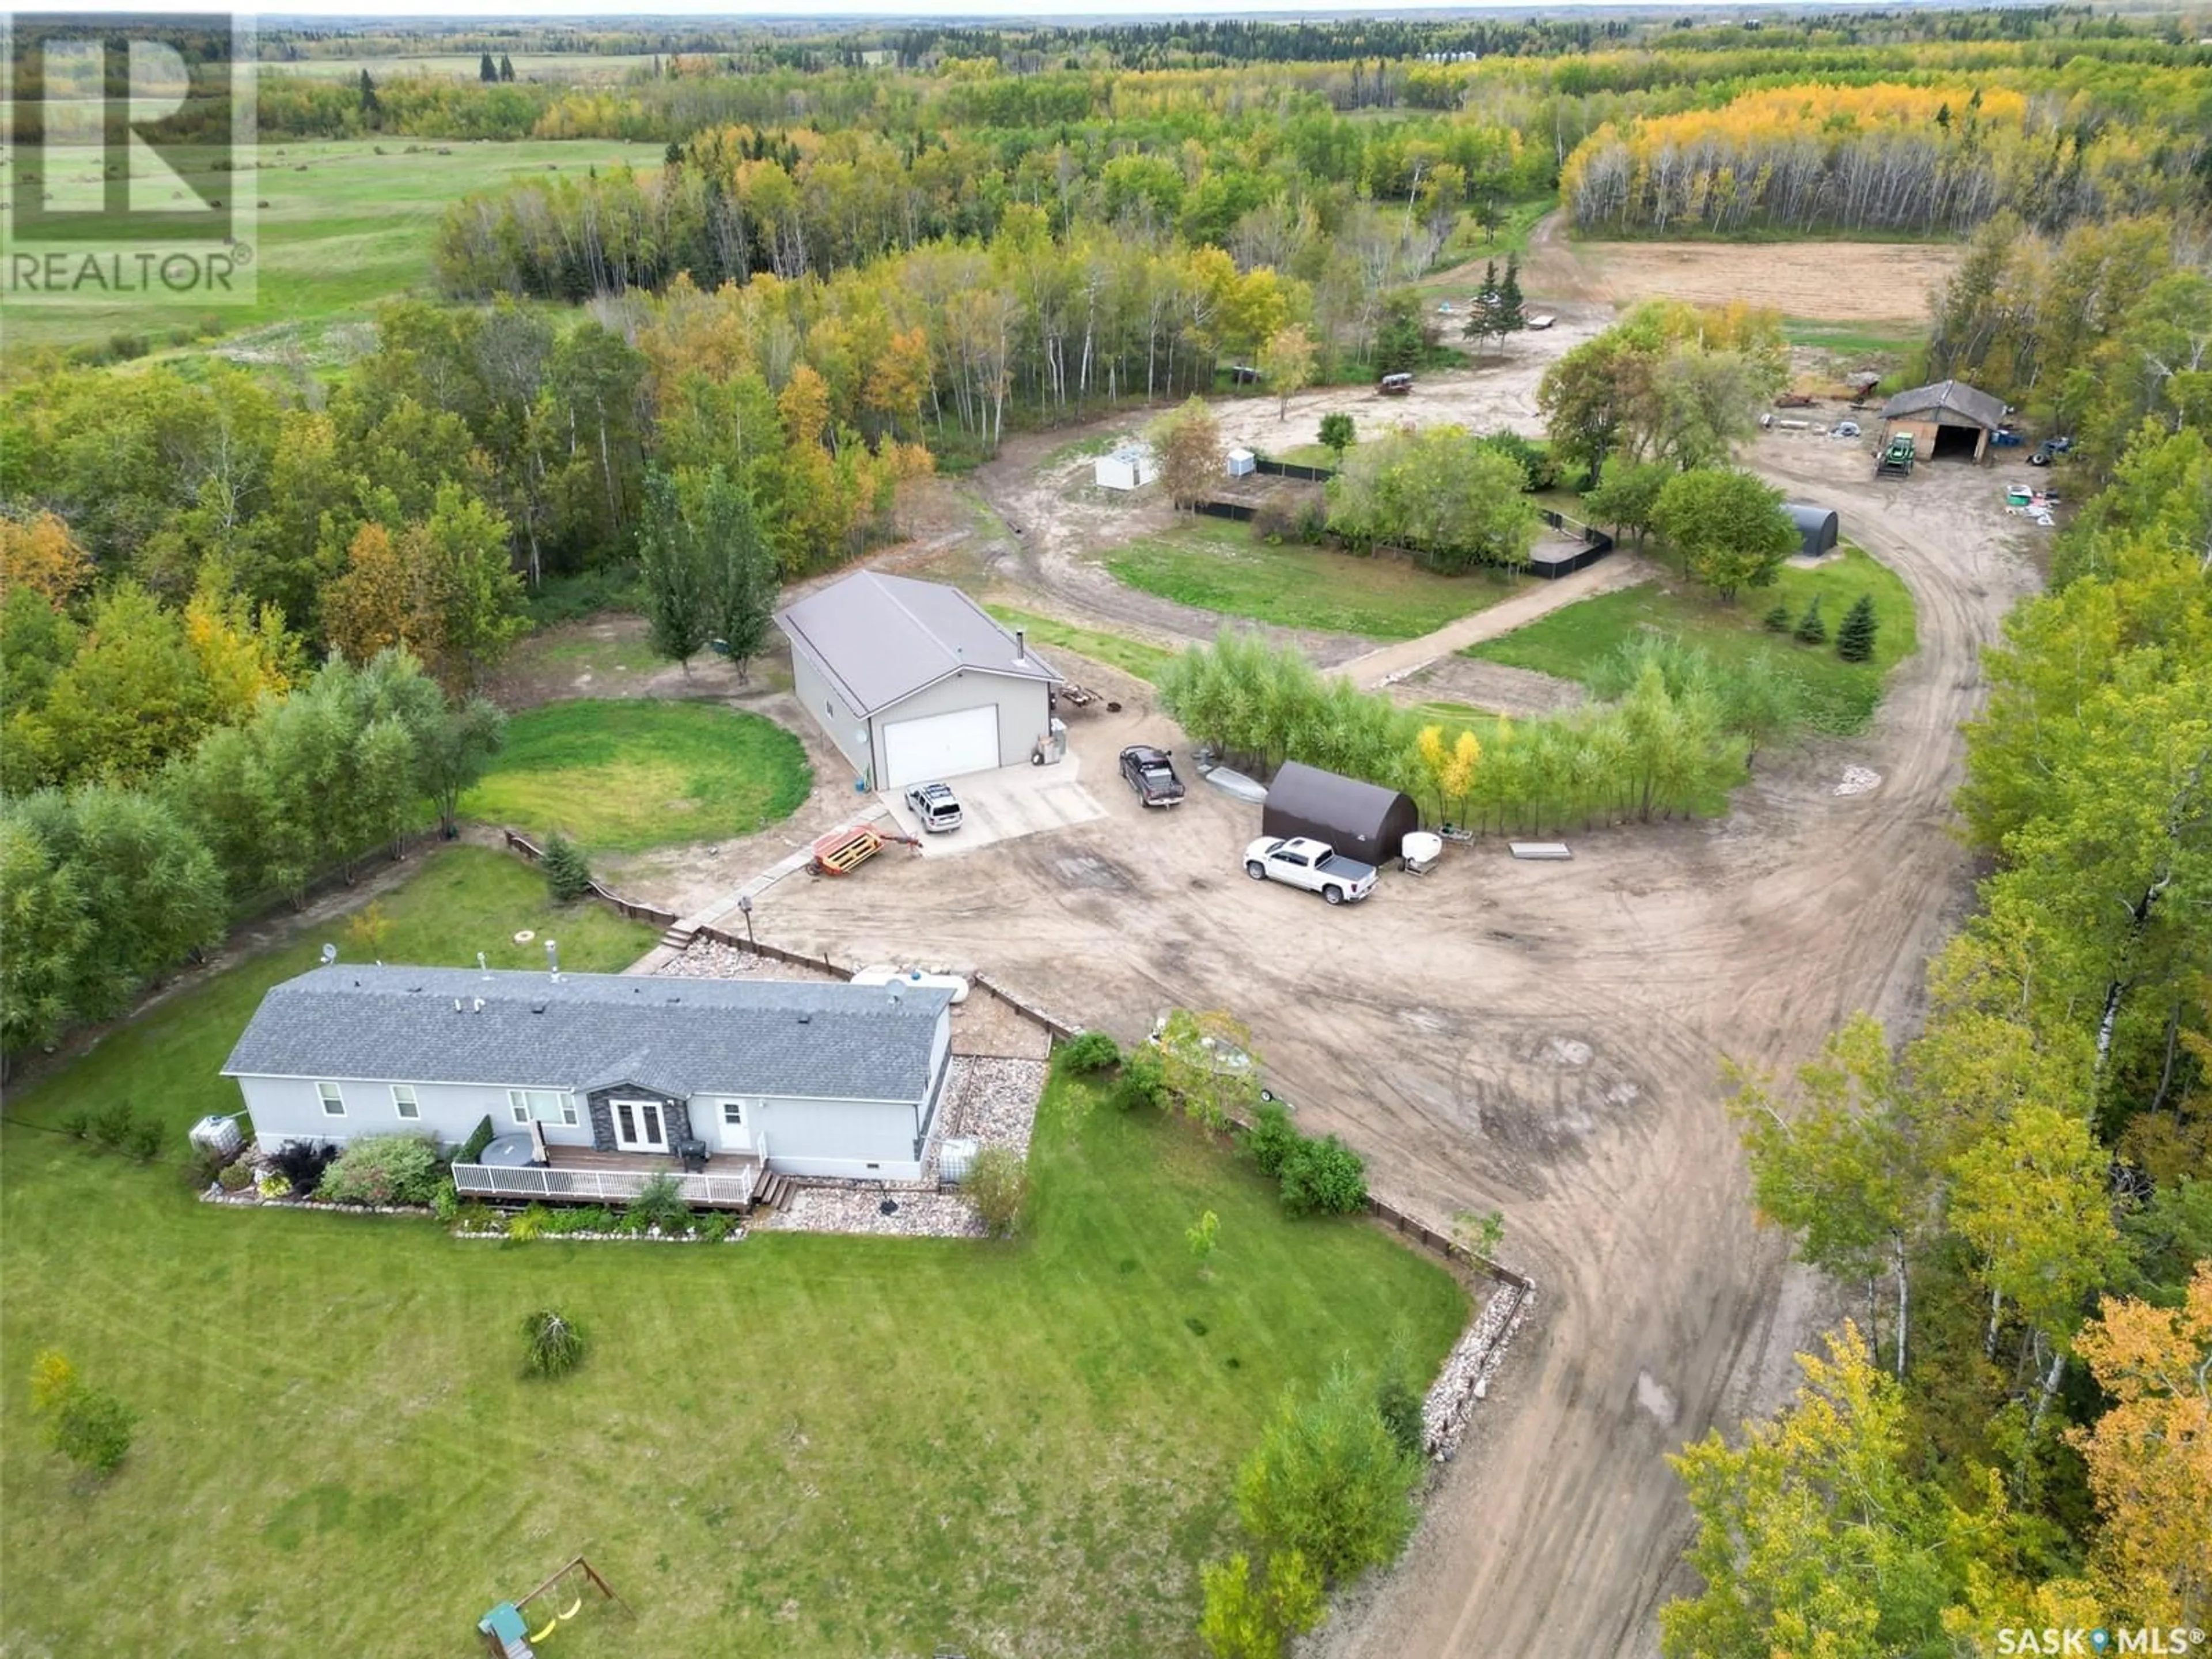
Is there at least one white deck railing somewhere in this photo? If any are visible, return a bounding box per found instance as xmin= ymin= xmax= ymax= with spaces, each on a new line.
xmin=451 ymin=1163 xmax=757 ymax=1208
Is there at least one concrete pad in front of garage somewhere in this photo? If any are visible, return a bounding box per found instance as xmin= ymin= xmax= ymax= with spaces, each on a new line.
xmin=880 ymin=756 xmax=1106 ymax=857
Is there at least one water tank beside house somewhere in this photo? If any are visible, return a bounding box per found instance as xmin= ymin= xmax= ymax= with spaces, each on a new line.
xmin=190 ymin=1113 xmax=245 ymax=1162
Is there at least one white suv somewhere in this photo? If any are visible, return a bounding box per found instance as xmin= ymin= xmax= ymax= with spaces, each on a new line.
xmin=903 ymin=782 xmax=963 ymax=833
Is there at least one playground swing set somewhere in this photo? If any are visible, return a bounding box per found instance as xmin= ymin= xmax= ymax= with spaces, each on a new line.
xmin=476 ymin=1556 xmax=629 ymax=1659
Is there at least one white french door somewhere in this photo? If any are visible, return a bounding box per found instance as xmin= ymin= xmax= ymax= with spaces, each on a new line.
xmin=611 ymin=1099 xmax=669 ymax=1153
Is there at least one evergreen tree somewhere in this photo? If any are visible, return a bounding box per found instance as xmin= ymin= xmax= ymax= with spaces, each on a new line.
xmin=1463 ymin=260 xmax=1502 ymax=356
xmin=1835 ymin=593 xmax=1879 ymax=662
xmin=1794 ymin=597 xmax=1828 ymax=645
xmin=357 ymin=69 xmax=380 ymax=119
xmin=539 ymin=832 xmax=593 ymax=904
xmin=1763 ymin=600 xmax=1793 ymax=632
xmin=479 ymin=51 xmax=498 ymax=82
xmin=498 ymin=54 xmax=515 ymax=81
xmin=1497 ymin=254 xmax=1528 ymax=340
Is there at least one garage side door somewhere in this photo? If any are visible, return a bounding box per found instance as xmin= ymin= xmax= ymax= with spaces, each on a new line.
xmin=883 ymin=705 xmax=1000 ymax=787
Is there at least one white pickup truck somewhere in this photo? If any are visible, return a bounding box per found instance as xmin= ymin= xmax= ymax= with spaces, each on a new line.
xmin=1243 ymin=836 xmax=1378 ymax=905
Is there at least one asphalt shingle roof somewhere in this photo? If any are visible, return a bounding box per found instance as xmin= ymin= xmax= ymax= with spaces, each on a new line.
xmin=775 ymin=570 xmax=1059 ymax=717
xmin=1880 ymin=378 xmax=2007 ymax=429
xmin=221 ymin=966 xmax=952 ymax=1103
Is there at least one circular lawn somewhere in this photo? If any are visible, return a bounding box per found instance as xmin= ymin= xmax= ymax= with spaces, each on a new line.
xmin=461 ymin=699 xmax=813 ymax=853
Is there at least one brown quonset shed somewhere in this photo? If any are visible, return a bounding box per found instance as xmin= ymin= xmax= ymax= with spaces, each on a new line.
xmin=1260 ymin=761 xmax=1421 ymax=869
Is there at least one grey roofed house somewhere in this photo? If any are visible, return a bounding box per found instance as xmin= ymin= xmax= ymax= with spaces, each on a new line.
xmin=777 ymin=570 xmax=1059 ymax=717
xmin=777 ymin=570 xmax=1065 ymax=791
xmin=1880 ymin=378 xmax=2007 ymax=429
xmin=222 ymin=964 xmax=950 ymax=1103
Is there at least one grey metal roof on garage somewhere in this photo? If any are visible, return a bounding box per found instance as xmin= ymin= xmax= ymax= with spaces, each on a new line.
xmin=1880 ymin=378 xmax=2007 ymax=429
xmin=775 ymin=571 xmax=1060 ymax=717
xmin=221 ymin=965 xmax=952 ymax=1103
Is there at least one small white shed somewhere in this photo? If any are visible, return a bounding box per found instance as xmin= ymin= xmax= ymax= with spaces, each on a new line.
xmin=1095 ymin=444 xmax=1156 ymax=491
xmin=1225 ymin=448 xmax=1256 ymax=477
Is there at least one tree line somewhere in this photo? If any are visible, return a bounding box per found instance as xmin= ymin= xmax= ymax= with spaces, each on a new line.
xmin=1563 ymin=79 xmax=2209 ymax=238
xmin=1922 ymin=211 xmax=2212 ymax=466
xmin=1664 ymin=415 xmax=2211 ymax=1647
xmin=1159 ymin=631 xmax=1807 ymax=838
xmin=1 ymin=649 xmax=505 ymax=1074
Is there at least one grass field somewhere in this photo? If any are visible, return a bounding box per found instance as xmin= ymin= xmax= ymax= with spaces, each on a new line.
xmin=1466 ymin=545 xmax=1918 ymax=734
xmin=985 ymin=606 xmax=1183 ymax=686
xmin=0 ymin=851 xmax=1465 ymax=1659
xmin=3 ymin=139 xmax=668 ymax=359
xmin=461 ymin=700 xmax=812 ymax=853
xmin=1103 ymin=517 xmax=1526 ymax=641
xmin=1781 ymin=320 xmax=1926 ymax=357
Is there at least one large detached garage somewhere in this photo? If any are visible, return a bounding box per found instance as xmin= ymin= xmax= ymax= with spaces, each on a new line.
xmin=778 ymin=571 xmax=1062 ymax=791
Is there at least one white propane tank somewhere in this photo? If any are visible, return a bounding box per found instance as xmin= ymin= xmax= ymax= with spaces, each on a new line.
xmin=189 ymin=1113 xmax=245 ymax=1161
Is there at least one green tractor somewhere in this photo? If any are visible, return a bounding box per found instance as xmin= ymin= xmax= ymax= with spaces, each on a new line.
xmin=1875 ymin=431 xmax=1915 ymax=479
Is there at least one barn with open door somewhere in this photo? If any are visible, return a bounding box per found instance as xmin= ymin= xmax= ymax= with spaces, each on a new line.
xmin=1879 ymin=379 xmax=2006 ymax=463
xmin=777 ymin=571 xmax=1061 ymax=792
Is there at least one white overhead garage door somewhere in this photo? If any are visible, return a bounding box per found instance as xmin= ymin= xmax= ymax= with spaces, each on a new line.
xmin=883 ymin=705 xmax=999 ymax=787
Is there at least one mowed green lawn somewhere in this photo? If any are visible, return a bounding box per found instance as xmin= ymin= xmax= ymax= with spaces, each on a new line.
xmin=0 ymin=850 xmax=1466 ymax=1659
xmin=5 ymin=139 xmax=668 ymax=358
xmin=1467 ymin=545 xmax=1918 ymax=734
xmin=986 ymin=605 xmax=1183 ymax=687
xmin=461 ymin=700 xmax=813 ymax=854
xmin=1104 ymin=516 xmax=1525 ymax=641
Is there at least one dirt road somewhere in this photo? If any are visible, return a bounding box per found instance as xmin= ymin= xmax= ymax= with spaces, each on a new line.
xmin=741 ymin=435 xmax=2036 ymax=1656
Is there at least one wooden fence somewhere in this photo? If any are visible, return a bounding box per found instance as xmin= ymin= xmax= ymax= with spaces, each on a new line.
xmin=501 ymin=829 xmax=680 ymax=928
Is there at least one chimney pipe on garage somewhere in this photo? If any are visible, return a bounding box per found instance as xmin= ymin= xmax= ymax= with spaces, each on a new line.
xmin=546 ymin=939 xmax=560 ymax=982
xmin=1015 ymin=628 xmax=1027 ymax=665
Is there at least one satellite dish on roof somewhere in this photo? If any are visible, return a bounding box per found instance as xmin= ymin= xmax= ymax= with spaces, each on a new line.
xmin=320 ymin=943 xmax=338 ymax=965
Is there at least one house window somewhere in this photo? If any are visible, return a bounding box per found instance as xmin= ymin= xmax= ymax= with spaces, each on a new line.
xmin=722 ymin=1102 xmax=743 ymax=1127
xmin=391 ymin=1085 xmax=420 ymax=1120
xmin=507 ymin=1089 xmax=576 ymax=1126
xmin=317 ymin=1082 xmax=345 ymax=1117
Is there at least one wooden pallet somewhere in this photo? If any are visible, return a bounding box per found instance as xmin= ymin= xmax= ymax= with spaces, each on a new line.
xmin=752 ymin=1171 xmax=796 ymax=1211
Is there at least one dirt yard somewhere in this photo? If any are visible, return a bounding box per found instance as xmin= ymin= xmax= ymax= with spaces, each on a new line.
xmin=702 ymin=435 xmax=2039 ymax=1657
xmin=1509 ymin=210 xmax=1961 ymax=322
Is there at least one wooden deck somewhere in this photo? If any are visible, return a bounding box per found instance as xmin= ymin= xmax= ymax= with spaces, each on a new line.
xmin=453 ymin=1145 xmax=761 ymax=1209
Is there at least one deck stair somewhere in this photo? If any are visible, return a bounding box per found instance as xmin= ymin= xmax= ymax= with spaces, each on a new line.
xmin=752 ymin=1171 xmax=796 ymax=1212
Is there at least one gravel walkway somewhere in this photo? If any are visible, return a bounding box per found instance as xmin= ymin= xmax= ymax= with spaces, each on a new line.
xmin=759 ymin=1055 xmax=1049 ymax=1238
xmin=661 ymin=938 xmax=843 ymax=983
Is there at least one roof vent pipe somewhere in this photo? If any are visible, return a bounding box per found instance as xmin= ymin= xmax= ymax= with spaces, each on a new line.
xmin=1014 ymin=627 xmax=1027 ymax=666
xmin=478 ymin=951 xmax=490 ymax=978
xmin=453 ymin=998 xmax=464 ymax=1013
xmin=545 ymin=939 xmax=560 ymax=982
xmin=473 ymin=998 xmax=484 ymax=1014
